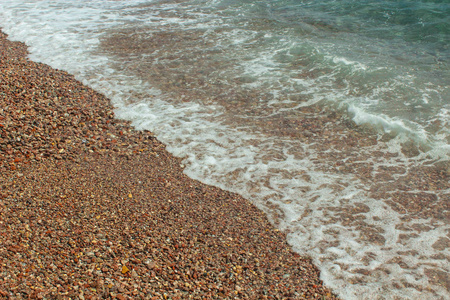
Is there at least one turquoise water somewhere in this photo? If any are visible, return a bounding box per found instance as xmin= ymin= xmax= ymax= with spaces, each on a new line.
xmin=198 ymin=0 xmax=450 ymax=150
xmin=0 ymin=0 xmax=448 ymax=299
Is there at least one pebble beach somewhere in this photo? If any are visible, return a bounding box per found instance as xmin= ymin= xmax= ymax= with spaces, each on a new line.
xmin=0 ymin=30 xmax=339 ymax=299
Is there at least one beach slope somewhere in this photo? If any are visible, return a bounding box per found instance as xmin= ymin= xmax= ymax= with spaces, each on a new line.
xmin=0 ymin=30 xmax=338 ymax=299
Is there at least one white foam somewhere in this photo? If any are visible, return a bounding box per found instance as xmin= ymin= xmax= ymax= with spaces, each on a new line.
xmin=348 ymin=104 xmax=450 ymax=159
xmin=329 ymin=55 xmax=368 ymax=71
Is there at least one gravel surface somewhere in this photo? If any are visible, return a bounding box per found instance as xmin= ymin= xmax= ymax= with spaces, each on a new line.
xmin=0 ymin=31 xmax=339 ymax=299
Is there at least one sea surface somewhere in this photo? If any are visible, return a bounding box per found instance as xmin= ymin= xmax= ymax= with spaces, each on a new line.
xmin=0 ymin=0 xmax=449 ymax=299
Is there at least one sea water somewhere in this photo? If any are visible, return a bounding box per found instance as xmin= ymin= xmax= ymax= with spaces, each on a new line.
xmin=0 ymin=0 xmax=448 ymax=299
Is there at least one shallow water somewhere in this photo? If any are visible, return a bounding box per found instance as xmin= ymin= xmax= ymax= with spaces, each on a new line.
xmin=0 ymin=0 xmax=449 ymax=299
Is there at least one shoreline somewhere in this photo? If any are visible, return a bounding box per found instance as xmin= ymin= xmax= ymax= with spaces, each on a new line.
xmin=0 ymin=30 xmax=339 ymax=299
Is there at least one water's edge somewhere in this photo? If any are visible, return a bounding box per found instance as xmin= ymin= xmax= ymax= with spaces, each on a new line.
xmin=0 ymin=1 xmax=448 ymax=298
